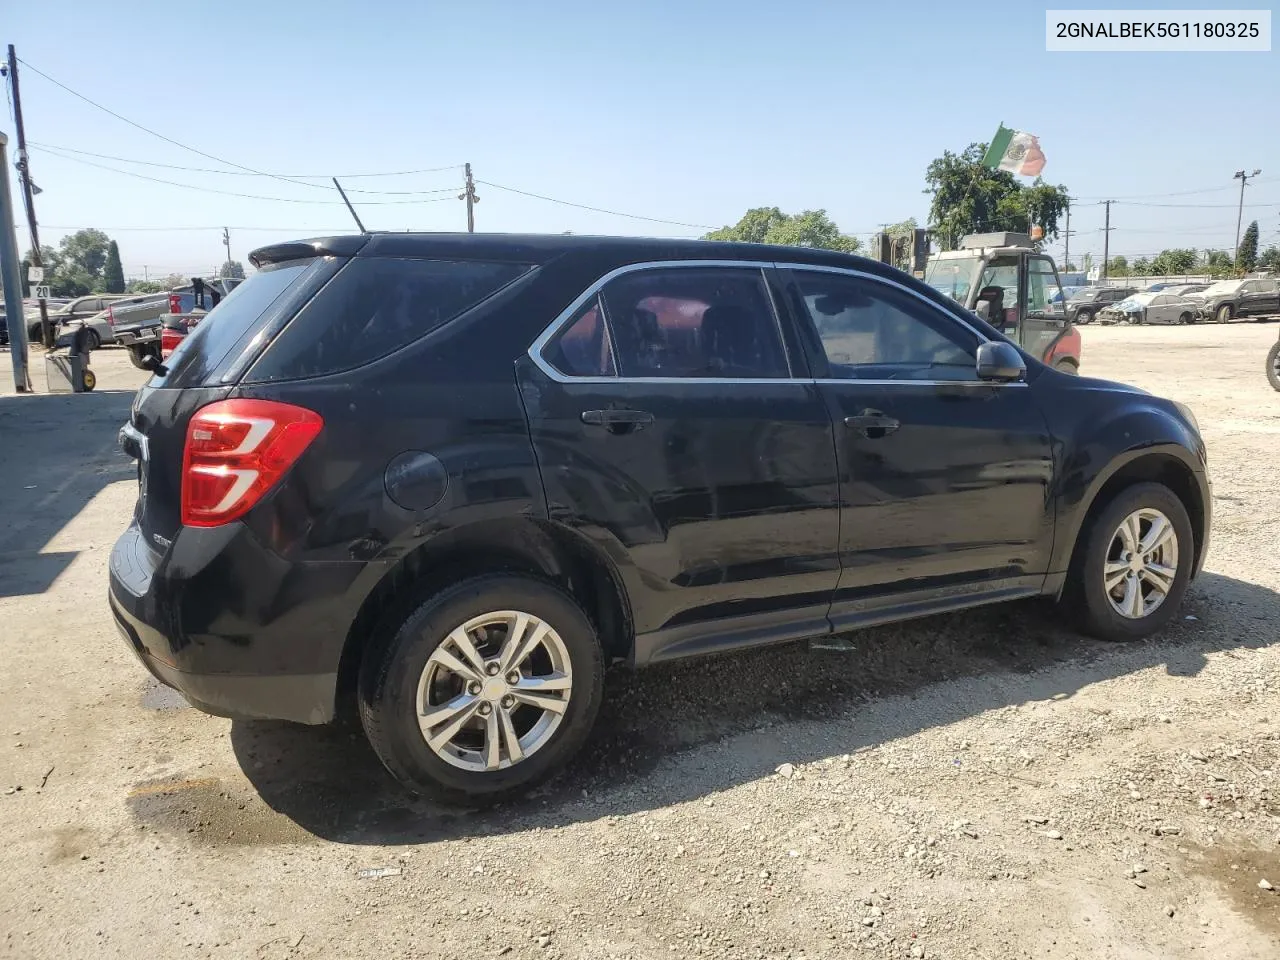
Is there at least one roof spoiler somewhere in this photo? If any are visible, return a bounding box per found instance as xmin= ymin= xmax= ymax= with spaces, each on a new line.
xmin=248 ymin=235 xmax=371 ymax=268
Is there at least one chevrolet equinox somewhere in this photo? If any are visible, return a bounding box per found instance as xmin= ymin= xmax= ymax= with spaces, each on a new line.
xmin=110 ymin=233 xmax=1211 ymax=803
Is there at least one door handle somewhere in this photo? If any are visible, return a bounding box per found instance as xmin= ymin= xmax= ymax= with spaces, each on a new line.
xmin=844 ymin=412 xmax=900 ymax=439
xmin=581 ymin=409 xmax=655 ymax=433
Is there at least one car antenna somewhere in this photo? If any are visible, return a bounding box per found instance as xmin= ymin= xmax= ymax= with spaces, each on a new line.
xmin=332 ymin=177 xmax=367 ymax=234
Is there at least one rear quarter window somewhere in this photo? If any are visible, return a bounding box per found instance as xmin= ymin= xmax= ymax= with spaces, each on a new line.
xmin=245 ymin=257 xmax=530 ymax=382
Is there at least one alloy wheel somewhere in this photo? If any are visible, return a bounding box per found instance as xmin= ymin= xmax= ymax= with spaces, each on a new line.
xmin=415 ymin=611 xmax=572 ymax=772
xmin=1103 ymin=508 xmax=1179 ymax=619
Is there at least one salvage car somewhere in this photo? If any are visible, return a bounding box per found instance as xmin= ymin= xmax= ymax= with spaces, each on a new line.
xmin=1097 ymin=292 xmax=1200 ymax=325
xmin=110 ymin=233 xmax=1211 ymax=803
xmin=1186 ymin=277 xmax=1280 ymax=323
xmin=1063 ymin=285 xmax=1137 ymax=325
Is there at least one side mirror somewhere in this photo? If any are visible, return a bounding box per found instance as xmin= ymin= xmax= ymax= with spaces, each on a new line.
xmin=139 ymin=353 xmax=170 ymax=377
xmin=975 ymin=341 xmax=1026 ymax=382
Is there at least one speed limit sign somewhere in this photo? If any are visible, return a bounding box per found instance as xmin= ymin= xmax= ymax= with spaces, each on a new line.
xmin=34 ymin=285 xmax=51 ymax=300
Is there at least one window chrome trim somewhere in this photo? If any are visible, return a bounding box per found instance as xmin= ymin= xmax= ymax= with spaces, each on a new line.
xmin=527 ymin=258 xmax=1026 ymax=388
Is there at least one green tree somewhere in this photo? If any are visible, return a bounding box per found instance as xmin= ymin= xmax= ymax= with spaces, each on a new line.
xmin=704 ymin=207 xmax=860 ymax=253
xmin=1237 ymin=220 xmax=1259 ymax=273
xmin=1201 ymin=249 xmax=1235 ymax=278
xmin=1107 ymin=255 xmax=1129 ymax=277
xmin=1081 ymin=253 xmax=1093 ymax=277
xmin=1259 ymin=246 xmax=1280 ymax=271
xmin=218 ymin=260 xmax=246 ymax=280
xmin=924 ymin=143 xmax=1070 ymax=250
xmin=102 ymin=241 xmax=126 ymax=293
xmin=1131 ymin=257 xmax=1151 ymax=275
xmin=1149 ymin=248 xmax=1197 ymax=275
xmin=126 ymin=279 xmax=166 ymax=294
xmin=59 ymin=229 xmax=112 ymax=278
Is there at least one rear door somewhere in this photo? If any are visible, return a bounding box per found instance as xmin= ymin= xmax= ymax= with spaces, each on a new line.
xmin=519 ymin=261 xmax=841 ymax=661
xmin=778 ymin=266 xmax=1055 ymax=622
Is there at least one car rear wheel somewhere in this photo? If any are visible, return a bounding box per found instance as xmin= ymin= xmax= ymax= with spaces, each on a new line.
xmin=84 ymin=328 xmax=101 ymax=350
xmin=1216 ymin=304 xmax=1233 ymax=324
xmin=1178 ymin=312 xmax=1193 ymax=325
xmin=358 ymin=574 xmax=604 ymax=805
xmin=1267 ymin=340 xmax=1280 ymax=392
xmin=1075 ymin=309 xmax=1093 ymax=325
xmin=1065 ymin=482 xmax=1194 ymax=642
xmin=127 ymin=343 xmax=160 ymax=370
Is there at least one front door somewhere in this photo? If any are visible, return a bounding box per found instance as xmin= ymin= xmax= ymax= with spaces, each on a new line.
xmin=518 ymin=262 xmax=841 ymax=663
xmin=779 ymin=267 xmax=1055 ymax=624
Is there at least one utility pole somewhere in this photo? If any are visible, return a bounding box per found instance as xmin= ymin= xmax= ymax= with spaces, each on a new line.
xmin=1063 ymin=203 xmax=1071 ymax=271
xmin=0 ymin=132 xmax=32 ymax=391
xmin=222 ymin=227 xmax=231 ymax=273
xmin=5 ymin=45 xmax=53 ymax=349
xmin=1101 ymin=200 xmax=1113 ymax=280
xmin=1234 ymin=168 xmax=1262 ymax=264
xmin=460 ymin=163 xmax=479 ymax=233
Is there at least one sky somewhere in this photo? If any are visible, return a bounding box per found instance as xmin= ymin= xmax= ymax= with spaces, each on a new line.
xmin=4 ymin=0 xmax=1278 ymax=280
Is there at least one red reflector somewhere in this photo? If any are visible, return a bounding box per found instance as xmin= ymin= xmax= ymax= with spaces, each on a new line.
xmin=161 ymin=329 xmax=183 ymax=356
xmin=181 ymin=399 xmax=323 ymax=527
xmin=169 ymin=294 xmax=182 ymax=314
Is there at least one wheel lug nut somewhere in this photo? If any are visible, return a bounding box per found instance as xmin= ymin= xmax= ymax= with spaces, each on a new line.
xmin=500 ymin=695 xmax=515 ymax=709
xmin=485 ymin=662 xmax=500 ymax=676
xmin=467 ymin=681 xmax=482 ymax=695
xmin=506 ymin=671 xmax=520 ymax=685
xmin=478 ymin=702 xmax=492 ymax=716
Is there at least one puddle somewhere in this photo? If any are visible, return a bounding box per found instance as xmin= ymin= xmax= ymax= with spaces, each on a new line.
xmin=126 ymin=776 xmax=316 ymax=847
xmin=1188 ymin=841 xmax=1280 ymax=939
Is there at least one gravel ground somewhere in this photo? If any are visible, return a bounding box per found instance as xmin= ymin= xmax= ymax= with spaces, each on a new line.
xmin=1 ymin=325 xmax=1278 ymax=960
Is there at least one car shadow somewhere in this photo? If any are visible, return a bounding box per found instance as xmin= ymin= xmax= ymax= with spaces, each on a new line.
xmin=229 ymin=570 xmax=1279 ymax=845
xmin=0 ymin=390 xmax=136 ymax=599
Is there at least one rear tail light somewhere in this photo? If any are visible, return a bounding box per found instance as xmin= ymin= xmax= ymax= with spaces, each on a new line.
xmin=169 ymin=294 xmax=182 ymax=314
xmin=107 ymin=306 xmax=116 ymax=327
xmin=181 ymin=399 xmax=323 ymax=527
xmin=161 ymin=329 xmax=183 ymax=356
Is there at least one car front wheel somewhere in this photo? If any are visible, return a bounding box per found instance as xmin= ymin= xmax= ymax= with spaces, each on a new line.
xmin=1216 ymin=304 xmax=1233 ymax=323
xmin=1067 ymin=482 xmax=1194 ymax=642
xmin=358 ymin=574 xmax=604 ymax=805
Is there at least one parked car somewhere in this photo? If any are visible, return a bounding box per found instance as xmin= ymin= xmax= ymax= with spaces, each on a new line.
xmin=1097 ymin=292 xmax=1200 ymax=326
xmin=159 ymin=278 xmax=245 ymax=357
xmin=1064 ymin=286 xmax=1137 ymax=325
xmin=110 ymin=233 xmax=1211 ymax=803
xmin=1186 ymin=277 xmax=1280 ymax=323
xmin=26 ymin=294 xmax=132 ymax=342
xmin=63 ymin=295 xmax=161 ymax=349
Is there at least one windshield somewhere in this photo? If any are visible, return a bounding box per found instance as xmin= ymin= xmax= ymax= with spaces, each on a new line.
xmin=923 ymin=256 xmax=981 ymax=304
xmin=1201 ymin=280 xmax=1241 ymax=295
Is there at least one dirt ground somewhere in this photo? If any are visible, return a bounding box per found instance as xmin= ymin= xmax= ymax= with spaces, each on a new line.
xmin=1 ymin=326 xmax=1278 ymax=960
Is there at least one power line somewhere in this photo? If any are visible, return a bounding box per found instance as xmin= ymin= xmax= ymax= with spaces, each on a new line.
xmin=37 ymin=148 xmax=456 ymax=205
xmin=477 ymin=179 xmax=715 ymax=230
xmin=28 ymin=141 xmax=462 ymax=179
xmin=17 ymin=58 xmax=336 ymax=191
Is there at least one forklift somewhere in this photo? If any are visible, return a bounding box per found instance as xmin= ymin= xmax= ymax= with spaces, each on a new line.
xmin=920 ymin=231 xmax=1081 ymax=373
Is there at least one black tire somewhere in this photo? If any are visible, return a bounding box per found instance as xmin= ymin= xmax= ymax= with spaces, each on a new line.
xmin=1178 ymin=312 xmax=1192 ymax=325
xmin=358 ymin=574 xmax=604 ymax=805
xmin=1216 ymin=304 xmax=1233 ymax=324
xmin=81 ymin=369 xmax=96 ymax=392
xmin=1267 ymin=340 xmax=1280 ymax=392
xmin=1064 ymin=482 xmax=1194 ymax=642
xmin=127 ymin=343 xmax=159 ymax=370
xmin=1075 ymin=309 xmax=1093 ymax=325
xmin=84 ymin=328 xmax=101 ymax=351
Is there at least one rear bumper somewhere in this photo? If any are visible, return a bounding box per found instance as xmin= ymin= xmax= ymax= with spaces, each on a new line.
xmin=108 ymin=519 xmax=373 ymax=725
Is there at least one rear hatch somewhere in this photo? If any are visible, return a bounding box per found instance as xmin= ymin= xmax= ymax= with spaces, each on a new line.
xmin=124 ymin=255 xmax=343 ymax=549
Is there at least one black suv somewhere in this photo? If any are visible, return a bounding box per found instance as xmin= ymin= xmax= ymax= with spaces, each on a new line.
xmin=110 ymin=234 xmax=1211 ymax=803
xmin=1064 ymin=286 xmax=1138 ymax=325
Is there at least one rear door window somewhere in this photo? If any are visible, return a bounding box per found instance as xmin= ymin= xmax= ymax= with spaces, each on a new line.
xmin=247 ymin=258 xmax=530 ymax=382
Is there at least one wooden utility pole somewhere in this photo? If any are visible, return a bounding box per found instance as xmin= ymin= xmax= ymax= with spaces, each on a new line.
xmin=5 ymin=45 xmax=52 ymax=348
xmin=461 ymin=163 xmax=478 ymax=233
xmin=1101 ymin=200 xmax=1113 ymax=280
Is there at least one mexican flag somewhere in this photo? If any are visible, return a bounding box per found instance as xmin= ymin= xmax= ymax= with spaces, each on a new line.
xmin=982 ymin=125 xmax=1045 ymax=177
